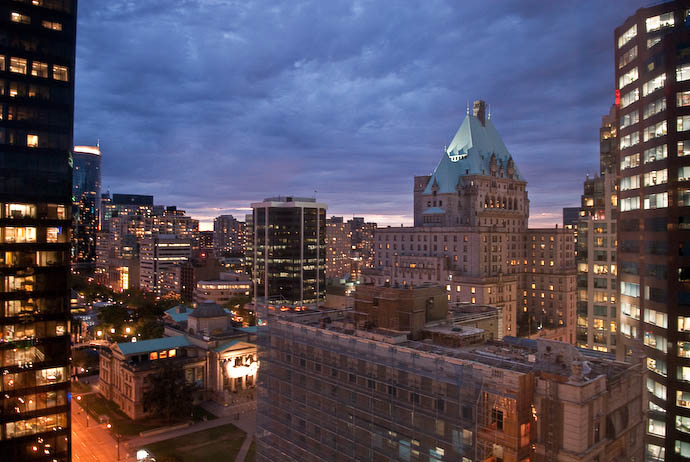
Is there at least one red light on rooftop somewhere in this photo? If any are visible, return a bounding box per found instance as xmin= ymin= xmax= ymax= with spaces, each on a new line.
xmin=615 ymin=89 xmax=620 ymax=106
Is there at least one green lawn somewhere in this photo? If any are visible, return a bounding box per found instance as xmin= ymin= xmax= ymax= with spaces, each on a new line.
xmin=76 ymin=394 xmax=161 ymax=436
xmin=146 ymin=424 xmax=247 ymax=462
xmin=244 ymin=440 xmax=255 ymax=462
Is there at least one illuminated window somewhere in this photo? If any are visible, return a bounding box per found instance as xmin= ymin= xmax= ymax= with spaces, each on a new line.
xmin=10 ymin=57 xmax=27 ymax=74
xmin=619 ymin=132 xmax=639 ymax=149
xmin=10 ymin=12 xmax=30 ymax=24
xmin=31 ymin=61 xmax=48 ymax=78
xmin=643 ymin=120 xmax=667 ymax=142
xmin=617 ymin=24 xmax=636 ymax=49
xmin=619 ymin=67 xmax=638 ymax=89
xmin=620 ymin=88 xmax=639 ymax=109
xmin=41 ymin=20 xmax=62 ymax=31
xmin=646 ymin=12 xmax=674 ymax=32
xmin=620 ymin=110 xmax=639 ymax=129
xmin=644 ymin=144 xmax=667 ymax=163
xmin=619 ymin=45 xmax=637 ymax=68
xmin=679 ymin=116 xmax=690 ymax=132
xmin=643 ymin=169 xmax=668 ymax=186
xmin=52 ymin=65 xmax=68 ymax=82
xmin=159 ymin=350 xmax=168 ymax=359
xmin=620 ymin=175 xmax=639 ymax=191
xmin=471 ymin=287 xmax=475 ymax=294
xmin=168 ymin=349 xmax=176 ymax=357
xmin=149 ymin=352 xmax=158 ymax=360
xmin=26 ymin=134 xmax=38 ymax=148
xmin=642 ymin=74 xmax=666 ymax=97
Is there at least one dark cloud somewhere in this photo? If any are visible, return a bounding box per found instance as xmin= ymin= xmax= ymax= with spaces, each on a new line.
xmin=74 ymin=0 xmax=641 ymax=228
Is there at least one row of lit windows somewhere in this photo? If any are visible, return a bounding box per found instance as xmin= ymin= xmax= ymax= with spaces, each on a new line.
xmin=10 ymin=11 xmax=63 ymax=30
xmin=1 ymin=366 xmax=68 ymax=392
xmin=0 ymin=226 xmax=68 ymax=243
xmin=1 ymin=203 xmax=67 ymax=219
xmin=148 ymin=349 xmax=177 ymax=360
xmin=0 ymin=56 xmax=68 ymax=81
xmin=2 ymin=412 xmax=67 ymax=440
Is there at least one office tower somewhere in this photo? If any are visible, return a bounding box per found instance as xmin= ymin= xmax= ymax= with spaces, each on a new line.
xmin=256 ymin=308 xmax=644 ymax=461
xmin=615 ymin=3 xmax=690 ymax=460
xmin=100 ymin=193 xmax=153 ymax=232
xmin=250 ymin=196 xmax=326 ymax=308
xmin=367 ymin=100 xmax=576 ymax=342
xmin=346 ymin=216 xmax=376 ymax=282
xmin=562 ymin=207 xmax=580 ymax=229
xmin=213 ymin=214 xmax=245 ymax=255
xmin=325 ymin=216 xmax=350 ymax=279
xmin=71 ymin=144 xmax=101 ymax=269
xmin=0 ymin=1 xmax=76 ymax=459
xmin=575 ymin=108 xmax=619 ymax=354
xmin=139 ymin=234 xmax=192 ymax=294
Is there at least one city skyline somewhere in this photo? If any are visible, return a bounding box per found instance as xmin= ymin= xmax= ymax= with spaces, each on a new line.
xmin=74 ymin=1 xmax=641 ymax=229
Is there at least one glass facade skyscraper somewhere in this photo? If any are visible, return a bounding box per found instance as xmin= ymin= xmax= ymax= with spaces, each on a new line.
xmin=0 ymin=1 xmax=76 ymax=460
xmin=250 ymin=196 xmax=326 ymax=308
xmin=72 ymin=145 xmax=101 ymax=268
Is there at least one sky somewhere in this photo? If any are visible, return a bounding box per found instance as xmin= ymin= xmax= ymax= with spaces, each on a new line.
xmin=74 ymin=0 xmax=643 ymax=230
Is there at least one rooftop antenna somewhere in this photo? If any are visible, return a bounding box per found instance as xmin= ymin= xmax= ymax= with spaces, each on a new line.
xmin=97 ymin=138 xmax=100 ymax=148
xmin=488 ymin=104 xmax=491 ymax=120
xmin=466 ymin=101 xmax=470 ymax=115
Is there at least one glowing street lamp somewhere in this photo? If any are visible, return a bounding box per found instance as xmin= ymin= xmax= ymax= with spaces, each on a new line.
xmin=96 ymin=330 xmax=103 ymax=337
xmin=125 ymin=327 xmax=131 ymax=334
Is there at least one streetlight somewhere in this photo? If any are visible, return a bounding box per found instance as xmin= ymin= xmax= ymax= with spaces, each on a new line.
xmin=77 ymin=395 xmax=89 ymax=428
xmin=107 ymin=422 xmax=121 ymax=461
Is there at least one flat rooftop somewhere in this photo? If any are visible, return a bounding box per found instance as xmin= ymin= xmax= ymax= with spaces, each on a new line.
xmin=267 ymin=309 xmax=632 ymax=385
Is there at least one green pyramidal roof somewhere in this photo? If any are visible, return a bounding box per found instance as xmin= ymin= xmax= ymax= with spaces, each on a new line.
xmin=424 ymin=112 xmax=523 ymax=194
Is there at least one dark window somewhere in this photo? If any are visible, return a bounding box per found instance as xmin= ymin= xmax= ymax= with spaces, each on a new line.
xmin=491 ymin=408 xmax=504 ymax=431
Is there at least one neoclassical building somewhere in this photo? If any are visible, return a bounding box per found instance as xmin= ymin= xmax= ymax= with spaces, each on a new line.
xmin=366 ymin=101 xmax=576 ymax=342
xmin=99 ymin=302 xmax=258 ymax=420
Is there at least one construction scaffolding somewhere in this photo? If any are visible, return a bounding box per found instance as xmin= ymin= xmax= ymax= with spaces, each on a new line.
xmin=254 ymin=308 xmax=533 ymax=462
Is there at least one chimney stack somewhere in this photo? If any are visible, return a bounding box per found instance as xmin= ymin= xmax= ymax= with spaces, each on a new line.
xmin=473 ymin=100 xmax=486 ymax=126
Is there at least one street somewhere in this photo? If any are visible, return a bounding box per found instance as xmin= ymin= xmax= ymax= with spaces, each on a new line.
xmin=71 ymin=398 xmax=124 ymax=462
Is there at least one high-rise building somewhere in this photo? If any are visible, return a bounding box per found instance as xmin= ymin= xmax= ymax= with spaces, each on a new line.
xmin=575 ymin=107 xmax=619 ymax=354
xmin=256 ymin=308 xmax=644 ymax=462
xmin=139 ymin=234 xmax=192 ymax=295
xmin=249 ymin=196 xmax=326 ymax=308
xmin=71 ymin=144 xmax=101 ymax=269
xmin=0 ymin=1 xmax=76 ymax=459
xmin=366 ymin=101 xmax=576 ymax=342
xmin=615 ymin=3 xmax=690 ymax=460
xmin=199 ymin=230 xmax=214 ymax=252
xmin=347 ymin=216 xmax=376 ymax=282
xmin=100 ymin=193 xmax=154 ymax=232
xmin=326 ymin=216 xmax=350 ymax=280
xmin=213 ymin=214 xmax=245 ymax=255
xmin=562 ymin=207 xmax=580 ymax=229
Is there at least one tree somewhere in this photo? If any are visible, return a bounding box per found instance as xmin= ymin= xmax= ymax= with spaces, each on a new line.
xmin=137 ymin=318 xmax=164 ymax=340
xmin=97 ymin=304 xmax=130 ymax=329
xmin=143 ymin=363 xmax=197 ymax=423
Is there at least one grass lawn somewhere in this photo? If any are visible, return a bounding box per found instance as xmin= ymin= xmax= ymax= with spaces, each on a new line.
xmin=76 ymin=394 xmax=161 ymax=436
xmin=244 ymin=440 xmax=255 ymax=462
xmin=146 ymin=423 xmax=246 ymax=462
